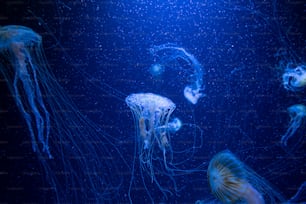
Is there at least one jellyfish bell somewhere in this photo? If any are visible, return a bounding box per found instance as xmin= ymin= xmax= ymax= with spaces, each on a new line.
xmin=167 ymin=117 xmax=182 ymax=133
xmin=207 ymin=150 xmax=285 ymax=204
xmin=282 ymin=64 xmax=306 ymax=92
xmin=149 ymin=63 xmax=165 ymax=77
xmin=288 ymin=104 xmax=306 ymax=120
xmin=156 ymin=117 xmax=182 ymax=133
xmin=184 ymin=85 xmax=203 ymax=105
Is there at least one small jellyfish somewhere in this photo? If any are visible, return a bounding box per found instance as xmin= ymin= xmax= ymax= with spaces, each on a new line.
xmin=150 ymin=44 xmax=205 ymax=104
xmin=282 ymin=64 xmax=306 ymax=92
xmin=207 ymin=150 xmax=285 ymax=204
xmin=156 ymin=117 xmax=182 ymax=133
xmin=126 ymin=93 xmax=183 ymax=202
xmin=149 ymin=63 xmax=165 ymax=77
xmin=281 ymin=104 xmax=306 ymax=151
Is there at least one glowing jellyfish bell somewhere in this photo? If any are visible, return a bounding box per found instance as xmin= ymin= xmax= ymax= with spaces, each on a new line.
xmin=207 ymin=150 xmax=285 ymax=204
xmin=150 ymin=44 xmax=205 ymax=104
xmin=281 ymin=104 xmax=306 ymax=150
xmin=166 ymin=117 xmax=182 ymax=133
xmin=149 ymin=63 xmax=165 ymax=77
xmin=282 ymin=64 xmax=306 ymax=92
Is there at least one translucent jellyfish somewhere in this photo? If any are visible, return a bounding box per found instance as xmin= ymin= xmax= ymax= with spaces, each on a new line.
xmin=0 ymin=25 xmax=51 ymax=157
xmin=282 ymin=64 xmax=306 ymax=92
xmin=149 ymin=63 xmax=165 ymax=77
xmin=207 ymin=150 xmax=285 ymax=204
xmin=150 ymin=44 xmax=205 ymax=104
xmin=281 ymin=104 xmax=306 ymax=151
xmin=164 ymin=117 xmax=182 ymax=133
xmin=125 ymin=93 xmax=189 ymax=202
xmin=0 ymin=25 xmax=122 ymax=202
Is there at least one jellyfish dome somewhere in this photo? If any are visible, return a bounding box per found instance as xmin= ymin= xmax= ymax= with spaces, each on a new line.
xmin=282 ymin=64 xmax=306 ymax=92
xmin=207 ymin=150 xmax=285 ymax=204
xmin=149 ymin=63 xmax=165 ymax=77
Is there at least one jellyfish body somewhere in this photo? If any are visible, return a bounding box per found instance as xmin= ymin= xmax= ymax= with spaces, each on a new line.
xmin=281 ymin=104 xmax=306 ymax=151
xmin=0 ymin=25 xmax=122 ymax=202
xmin=126 ymin=93 xmax=177 ymax=165
xmin=150 ymin=44 xmax=205 ymax=104
xmin=282 ymin=65 xmax=306 ymax=92
xmin=126 ymin=93 xmax=184 ymax=201
xmin=0 ymin=25 xmax=51 ymax=157
xmin=166 ymin=117 xmax=182 ymax=133
xmin=149 ymin=63 xmax=165 ymax=77
xmin=207 ymin=150 xmax=285 ymax=204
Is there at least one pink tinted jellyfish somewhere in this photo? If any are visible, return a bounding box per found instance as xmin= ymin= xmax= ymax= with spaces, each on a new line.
xmin=281 ymin=104 xmax=306 ymax=151
xmin=125 ymin=93 xmax=182 ymax=202
xmin=207 ymin=150 xmax=285 ymax=204
xmin=282 ymin=64 xmax=306 ymax=92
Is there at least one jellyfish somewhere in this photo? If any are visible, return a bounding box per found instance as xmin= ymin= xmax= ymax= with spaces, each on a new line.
xmin=165 ymin=117 xmax=182 ymax=133
xmin=126 ymin=93 xmax=194 ymax=202
xmin=0 ymin=25 xmax=123 ymax=202
xmin=281 ymin=104 xmax=306 ymax=151
xmin=149 ymin=63 xmax=165 ymax=77
xmin=282 ymin=64 xmax=306 ymax=92
xmin=0 ymin=25 xmax=51 ymax=157
xmin=207 ymin=150 xmax=285 ymax=204
xmin=150 ymin=44 xmax=205 ymax=104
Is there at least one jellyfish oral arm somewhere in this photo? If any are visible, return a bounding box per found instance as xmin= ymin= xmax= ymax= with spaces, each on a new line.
xmin=241 ymin=183 xmax=265 ymax=204
xmin=184 ymin=86 xmax=203 ymax=105
xmin=139 ymin=117 xmax=151 ymax=149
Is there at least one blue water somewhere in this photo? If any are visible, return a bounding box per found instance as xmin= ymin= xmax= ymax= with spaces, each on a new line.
xmin=0 ymin=0 xmax=305 ymax=203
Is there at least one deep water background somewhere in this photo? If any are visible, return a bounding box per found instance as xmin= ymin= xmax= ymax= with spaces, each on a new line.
xmin=0 ymin=0 xmax=305 ymax=203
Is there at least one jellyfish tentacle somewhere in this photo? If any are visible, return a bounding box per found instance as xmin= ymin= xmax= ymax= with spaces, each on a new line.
xmin=13 ymin=70 xmax=39 ymax=153
xmin=26 ymin=51 xmax=51 ymax=154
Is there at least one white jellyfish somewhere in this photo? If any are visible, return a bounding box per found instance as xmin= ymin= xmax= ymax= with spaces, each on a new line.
xmin=282 ymin=65 xmax=306 ymax=92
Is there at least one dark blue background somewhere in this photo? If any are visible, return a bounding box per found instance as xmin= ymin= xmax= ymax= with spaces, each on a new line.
xmin=0 ymin=0 xmax=305 ymax=203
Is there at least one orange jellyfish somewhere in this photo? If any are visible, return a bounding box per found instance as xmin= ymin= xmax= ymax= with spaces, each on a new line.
xmin=207 ymin=150 xmax=285 ymax=204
